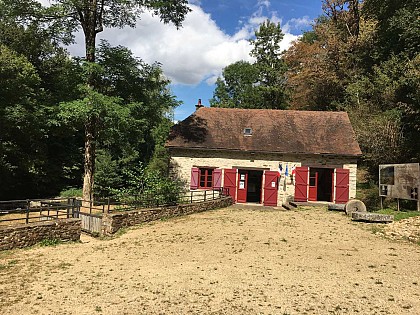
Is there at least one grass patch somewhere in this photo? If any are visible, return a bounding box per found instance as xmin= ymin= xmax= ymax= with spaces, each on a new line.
xmin=60 ymin=187 xmax=82 ymax=198
xmin=375 ymin=209 xmax=420 ymax=221
xmin=0 ymin=259 xmax=19 ymax=270
xmin=38 ymin=238 xmax=62 ymax=247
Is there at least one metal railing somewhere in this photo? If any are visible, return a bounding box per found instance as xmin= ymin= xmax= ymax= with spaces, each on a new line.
xmin=77 ymin=188 xmax=230 ymax=214
xmin=0 ymin=198 xmax=77 ymax=225
xmin=0 ymin=188 xmax=231 ymax=224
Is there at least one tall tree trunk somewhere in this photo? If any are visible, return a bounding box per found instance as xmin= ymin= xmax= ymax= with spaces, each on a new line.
xmin=81 ymin=1 xmax=98 ymax=202
xmin=83 ymin=117 xmax=96 ymax=202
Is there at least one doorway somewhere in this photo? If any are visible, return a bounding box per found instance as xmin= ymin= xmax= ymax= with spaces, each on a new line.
xmin=247 ymin=170 xmax=263 ymax=203
xmin=237 ymin=169 xmax=263 ymax=203
xmin=309 ymin=168 xmax=334 ymax=202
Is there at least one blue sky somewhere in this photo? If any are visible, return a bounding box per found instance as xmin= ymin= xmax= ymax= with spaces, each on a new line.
xmin=46 ymin=0 xmax=323 ymax=120
xmin=170 ymin=0 xmax=323 ymax=120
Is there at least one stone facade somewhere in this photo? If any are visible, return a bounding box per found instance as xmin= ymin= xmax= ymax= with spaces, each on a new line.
xmin=101 ymin=197 xmax=233 ymax=236
xmin=170 ymin=148 xmax=358 ymax=206
xmin=0 ymin=218 xmax=81 ymax=250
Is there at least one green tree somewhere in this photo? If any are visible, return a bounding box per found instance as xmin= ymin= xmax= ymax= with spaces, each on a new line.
xmin=250 ymin=20 xmax=288 ymax=108
xmin=284 ymin=0 xmax=420 ymax=178
xmin=211 ymin=20 xmax=288 ymax=109
xmin=0 ymin=11 xmax=84 ymax=199
xmin=0 ymin=45 xmax=42 ymax=199
xmin=60 ymin=43 xmax=180 ymax=198
xmin=363 ymin=0 xmax=420 ymax=59
xmin=210 ymin=61 xmax=262 ymax=108
xmin=5 ymin=0 xmax=190 ymax=201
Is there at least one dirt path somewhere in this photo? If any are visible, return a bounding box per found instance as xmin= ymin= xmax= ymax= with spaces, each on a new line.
xmin=1 ymin=206 xmax=420 ymax=315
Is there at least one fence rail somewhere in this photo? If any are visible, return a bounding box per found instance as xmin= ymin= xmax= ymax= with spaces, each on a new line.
xmin=0 ymin=188 xmax=230 ymax=226
xmin=0 ymin=198 xmax=76 ymax=225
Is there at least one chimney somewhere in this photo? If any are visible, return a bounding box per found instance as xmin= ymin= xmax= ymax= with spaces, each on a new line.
xmin=195 ymin=98 xmax=204 ymax=110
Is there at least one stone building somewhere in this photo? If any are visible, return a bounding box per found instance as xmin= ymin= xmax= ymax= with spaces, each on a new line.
xmin=166 ymin=106 xmax=362 ymax=207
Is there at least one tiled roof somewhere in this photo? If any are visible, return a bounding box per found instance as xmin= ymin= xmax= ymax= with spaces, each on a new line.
xmin=166 ymin=107 xmax=362 ymax=156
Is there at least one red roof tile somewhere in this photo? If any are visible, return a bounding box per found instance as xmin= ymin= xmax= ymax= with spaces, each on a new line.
xmin=166 ymin=108 xmax=362 ymax=156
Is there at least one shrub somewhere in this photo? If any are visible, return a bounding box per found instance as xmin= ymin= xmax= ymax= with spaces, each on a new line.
xmin=60 ymin=187 xmax=83 ymax=198
xmin=110 ymin=164 xmax=185 ymax=207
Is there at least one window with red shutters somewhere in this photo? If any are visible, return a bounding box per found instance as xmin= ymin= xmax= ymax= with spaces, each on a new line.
xmin=199 ymin=168 xmax=214 ymax=188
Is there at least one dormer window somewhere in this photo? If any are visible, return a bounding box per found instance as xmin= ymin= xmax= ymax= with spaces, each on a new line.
xmin=243 ymin=128 xmax=253 ymax=136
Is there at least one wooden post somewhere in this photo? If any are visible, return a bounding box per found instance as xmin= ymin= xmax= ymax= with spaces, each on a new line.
xmin=190 ymin=191 xmax=193 ymax=204
xmin=397 ymin=198 xmax=400 ymax=212
xmin=71 ymin=198 xmax=75 ymax=218
xmin=418 ymin=185 xmax=420 ymax=212
xmin=204 ymin=190 xmax=207 ymax=202
xmin=107 ymin=197 xmax=110 ymax=213
xmin=380 ymin=196 xmax=383 ymax=210
xmin=26 ymin=199 xmax=30 ymax=224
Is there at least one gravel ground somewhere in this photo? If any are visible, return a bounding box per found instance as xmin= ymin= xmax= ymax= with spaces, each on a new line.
xmin=381 ymin=216 xmax=420 ymax=243
xmin=1 ymin=206 xmax=420 ymax=315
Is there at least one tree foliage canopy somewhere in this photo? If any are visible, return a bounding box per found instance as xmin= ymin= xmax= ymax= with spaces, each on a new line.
xmin=284 ymin=0 xmax=420 ymax=177
xmin=0 ymin=3 xmax=183 ymax=200
xmin=211 ymin=19 xmax=288 ymax=109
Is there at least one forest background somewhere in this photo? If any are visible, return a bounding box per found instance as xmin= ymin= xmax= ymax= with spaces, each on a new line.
xmin=0 ymin=0 xmax=418 ymax=202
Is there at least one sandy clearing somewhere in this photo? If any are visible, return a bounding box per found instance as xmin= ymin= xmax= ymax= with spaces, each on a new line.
xmin=1 ymin=206 xmax=420 ymax=315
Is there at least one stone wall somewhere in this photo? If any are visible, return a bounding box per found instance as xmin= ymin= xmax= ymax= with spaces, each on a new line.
xmin=0 ymin=218 xmax=81 ymax=250
xmin=169 ymin=149 xmax=359 ymax=205
xmin=102 ymin=196 xmax=233 ymax=236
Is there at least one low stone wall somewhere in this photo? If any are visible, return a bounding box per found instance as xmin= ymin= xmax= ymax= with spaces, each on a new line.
xmin=0 ymin=218 xmax=81 ymax=250
xmin=102 ymin=196 xmax=233 ymax=236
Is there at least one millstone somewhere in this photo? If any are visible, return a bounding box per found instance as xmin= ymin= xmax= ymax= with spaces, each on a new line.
xmin=345 ymin=199 xmax=367 ymax=215
xmin=351 ymin=211 xmax=394 ymax=223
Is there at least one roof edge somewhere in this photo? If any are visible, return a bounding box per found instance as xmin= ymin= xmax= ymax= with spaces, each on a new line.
xmin=166 ymin=146 xmax=362 ymax=157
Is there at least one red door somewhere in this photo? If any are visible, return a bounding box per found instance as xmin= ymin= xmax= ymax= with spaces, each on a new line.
xmin=335 ymin=168 xmax=350 ymax=204
xmin=223 ymin=169 xmax=237 ymax=202
xmin=237 ymin=170 xmax=248 ymax=203
xmin=308 ymin=169 xmax=318 ymax=201
xmin=263 ymin=171 xmax=278 ymax=206
xmin=294 ymin=166 xmax=309 ymax=202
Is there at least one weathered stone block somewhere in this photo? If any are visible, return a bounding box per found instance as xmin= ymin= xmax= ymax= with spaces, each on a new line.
xmin=351 ymin=212 xmax=394 ymax=223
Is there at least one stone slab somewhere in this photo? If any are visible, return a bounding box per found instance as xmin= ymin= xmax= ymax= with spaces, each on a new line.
xmin=351 ymin=212 xmax=394 ymax=223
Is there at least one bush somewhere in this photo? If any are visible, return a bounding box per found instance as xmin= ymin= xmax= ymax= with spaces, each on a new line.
xmin=60 ymin=187 xmax=83 ymax=198
xmin=110 ymin=165 xmax=185 ymax=207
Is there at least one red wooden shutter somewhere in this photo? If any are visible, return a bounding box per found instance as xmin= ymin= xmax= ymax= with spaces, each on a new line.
xmin=223 ymin=169 xmax=237 ymax=202
xmin=294 ymin=166 xmax=309 ymax=202
xmin=190 ymin=167 xmax=199 ymax=190
xmin=335 ymin=168 xmax=350 ymax=204
xmin=213 ymin=169 xmax=222 ymax=189
xmin=263 ymin=171 xmax=279 ymax=206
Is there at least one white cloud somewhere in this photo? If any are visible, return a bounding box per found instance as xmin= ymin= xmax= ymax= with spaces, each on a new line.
xmin=283 ymin=16 xmax=312 ymax=33
xmin=62 ymin=1 xmax=303 ymax=86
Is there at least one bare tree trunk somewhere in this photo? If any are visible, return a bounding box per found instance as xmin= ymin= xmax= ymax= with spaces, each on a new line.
xmin=81 ymin=0 xmax=98 ymax=203
xmin=82 ymin=117 xmax=96 ymax=202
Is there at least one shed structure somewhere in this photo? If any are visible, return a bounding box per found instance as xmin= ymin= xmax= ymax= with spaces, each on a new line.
xmin=166 ymin=107 xmax=362 ymax=207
